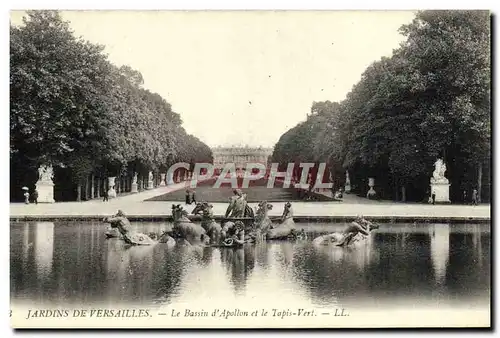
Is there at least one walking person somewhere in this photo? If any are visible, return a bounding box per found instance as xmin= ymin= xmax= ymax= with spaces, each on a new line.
xmin=431 ymin=192 xmax=436 ymax=205
xmin=32 ymin=189 xmax=39 ymax=205
xmin=103 ymin=189 xmax=109 ymax=202
xmin=23 ymin=190 xmax=30 ymax=205
xmin=472 ymin=189 xmax=478 ymax=206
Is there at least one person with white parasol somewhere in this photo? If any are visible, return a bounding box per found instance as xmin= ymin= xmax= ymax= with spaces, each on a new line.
xmin=22 ymin=187 xmax=30 ymax=204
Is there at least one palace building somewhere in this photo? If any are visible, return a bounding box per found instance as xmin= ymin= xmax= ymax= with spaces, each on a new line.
xmin=212 ymin=146 xmax=273 ymax=170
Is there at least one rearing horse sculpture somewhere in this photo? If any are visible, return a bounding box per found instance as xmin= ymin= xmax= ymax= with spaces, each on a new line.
xmin=171 ymin=204 xmax=207 ymax=246
xmin=253 ymin=201 xmax=273 ymax=240
xmin=192 ymin=202 xmax=222 ymax=245
xmin=266 ymin=202 xmax=305 ymax=240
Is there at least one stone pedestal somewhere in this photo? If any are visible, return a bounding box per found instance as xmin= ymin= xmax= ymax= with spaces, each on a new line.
xmin=36 ymin=181 xmax=55 ymax=203
xmin=108 ymin=177 xmax=117 ymax=198
xmin=35 ymin=165 xmax=55 ymax=203
xmin=344 ymin=171 xmax=351 ymax=193
xmin=160 ymin=173 xmax=166 ymax=186
xmin=430 ymin=182 xmax=451 ymax=203
xmin=366 ymin=177 xmax=376 ymax=199
xmin=131 ymin=173 xmax=138 ymax=193
xmin=147 ymin=171 xmax=154 ymax=190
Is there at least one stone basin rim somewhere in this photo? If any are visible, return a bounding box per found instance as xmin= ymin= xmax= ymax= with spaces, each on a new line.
xmin=9 ymin=215 xmax=491 ymax=224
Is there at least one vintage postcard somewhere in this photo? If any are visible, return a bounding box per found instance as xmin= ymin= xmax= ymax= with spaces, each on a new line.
xmin=9 ymin=10 xmax=491 ymax=329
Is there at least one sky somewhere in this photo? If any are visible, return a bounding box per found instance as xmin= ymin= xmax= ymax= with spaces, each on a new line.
xmin=10 ymin=10 xmax=416 ymax=148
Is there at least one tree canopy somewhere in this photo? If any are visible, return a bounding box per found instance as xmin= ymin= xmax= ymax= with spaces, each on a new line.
xmin=10 ymin=10 xmax=213 ymax=200
xmin=271 ymin=10 xmax=491 ymax=202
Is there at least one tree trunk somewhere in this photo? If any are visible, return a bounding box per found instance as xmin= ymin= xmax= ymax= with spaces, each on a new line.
xmin=477 ymin=161 xmax=483 ymax=203
xmin=401 ymin=186 xmax=406 ymax=202
xmin=96 ymin=177 xmax=101 ymax=198
xmin=76 ymin=183 xmax=82 ymax=202
xmin=84 ymin=175 xmax=89 ymax=200
xmin=91 ymin=175 xmax=95 ymax=199
xmin=394 ymin=177 xmax=399 ymax=202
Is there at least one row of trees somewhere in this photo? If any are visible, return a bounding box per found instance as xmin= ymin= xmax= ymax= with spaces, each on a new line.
xmin=272 ymin=10 xmax=491 ymax=202
xmin=10 ymin=11 xmax=213 ymax=201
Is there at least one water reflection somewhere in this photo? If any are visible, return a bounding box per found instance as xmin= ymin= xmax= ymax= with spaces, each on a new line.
xmin=220 ymin=246 xmax=256 ymax=293
xmin=105 ymin=239 xmax=132 ymax=302
xmin=200 ymin=246 xmax=214 ymax=267
xmin=280 ymin=242 xmax=295 ymax=267
xmin=34 ymin=222 xmax=54 ymax=281
xmin=472 ymin=224 xmax=483 ymax=269
xmin=311 ymin=236 xmax=380 ymax=271
xmin=150 ymin=244 xmax=188 ymax=304
xmin=9 ymin=221 xmax=490 ymax=308
xmin=22 ymin=222 xmax=30 ymax=266
xmin=254 ymin=242 xmax=271 ymax=270
xmin=429 ymin=224 xmax=450 ymax=286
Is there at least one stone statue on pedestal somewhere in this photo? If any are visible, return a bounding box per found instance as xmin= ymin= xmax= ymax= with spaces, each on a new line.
xmin=344 ymin=171 xmax=351 ymax=193
xmin=160 ymin=173 xmax=166 ymax=186
xmin=430 ymin=158 xmax=450 ymax=203
xmin=35 ymin=165 xmax=55 ymax=203
xmin=131 ymin=173 xmax=138 ymax=193
xmin=366 ymin=177 xmax=376 ymax=199
xmin=108 ymin=177 xmax=117 ymax=198
xmin=147 ymin=171 xmax=154 ymax=190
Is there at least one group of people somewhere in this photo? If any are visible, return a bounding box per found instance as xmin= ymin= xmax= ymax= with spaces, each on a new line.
xmin=22 ymin=188 xmax=38 ymax=205
xmin=464 ymin=188 xmax=480 ymax=206
xmin=185 ymin=188 xmax=197 ymax=205
xmin=427 ymin=188 xmax=480 ymax=205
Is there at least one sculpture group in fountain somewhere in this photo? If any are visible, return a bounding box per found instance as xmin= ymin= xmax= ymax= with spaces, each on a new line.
xmin=430 ymin=159 xmax=450 ymax=203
